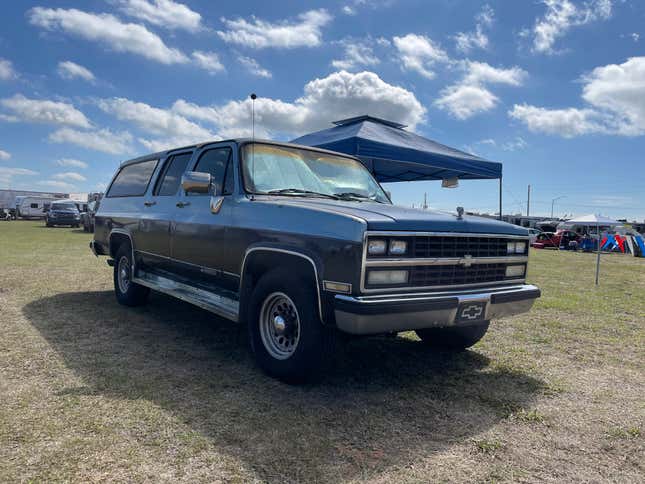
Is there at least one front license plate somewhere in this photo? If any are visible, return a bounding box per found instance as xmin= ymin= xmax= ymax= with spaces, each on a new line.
xmin=456 ymin=301 xmax=487 ymax=323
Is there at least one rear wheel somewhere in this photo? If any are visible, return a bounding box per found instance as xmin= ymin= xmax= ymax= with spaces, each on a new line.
xmin=113 ymin=244 xmax=149 ymax=306
xmin=415 ymin=321 xmax=490 ymax=351
xmin=248 ymin=269 xmax=336 ymax=383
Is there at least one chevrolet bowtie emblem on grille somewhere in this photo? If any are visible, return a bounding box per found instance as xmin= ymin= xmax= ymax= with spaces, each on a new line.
xmin=459 ymin=254 xmax=473 ymax=267
xmin=460 ymin=303 xmax=484 ymax=320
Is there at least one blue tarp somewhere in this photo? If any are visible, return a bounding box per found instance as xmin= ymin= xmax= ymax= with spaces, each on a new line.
xmin=291 ymin=115 xmax=502 ymax=183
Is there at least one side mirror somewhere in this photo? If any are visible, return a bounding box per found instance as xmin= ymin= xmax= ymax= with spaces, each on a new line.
xmin=181 ymin=171 xmax=212 ymax=194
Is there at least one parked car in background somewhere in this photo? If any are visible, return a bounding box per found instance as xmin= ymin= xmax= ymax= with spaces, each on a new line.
xmin=91 ymin=139 xmax=540 ymax=383
xmin=81 ymin=199 xmax=101 ymax=232
xmin=528 ymin=227 xmax=542 ymax=244
xmin=45 ymin=201 xmax=81 ymax=227
xmin=531 ymin=230 xmax=579 ymax=249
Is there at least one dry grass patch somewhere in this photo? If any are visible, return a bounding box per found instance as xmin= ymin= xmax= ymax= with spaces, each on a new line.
xmin=1 ymin=221 xmax=644 ymax=482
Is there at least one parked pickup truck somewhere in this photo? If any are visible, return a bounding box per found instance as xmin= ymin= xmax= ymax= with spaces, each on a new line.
xmin=91 ymin=139 xmax=540 ymax=382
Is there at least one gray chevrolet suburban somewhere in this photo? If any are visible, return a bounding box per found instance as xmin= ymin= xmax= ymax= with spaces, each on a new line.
xmin=91 ymin=139 xmax=540 ymax=382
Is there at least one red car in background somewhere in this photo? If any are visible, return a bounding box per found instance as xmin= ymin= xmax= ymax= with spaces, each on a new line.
xmin=531 ymin=230 xmax=580 ymax=249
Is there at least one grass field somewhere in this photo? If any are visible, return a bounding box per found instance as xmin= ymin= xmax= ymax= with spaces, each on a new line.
xmin=1 ymin=220 xmax=643 ymax=483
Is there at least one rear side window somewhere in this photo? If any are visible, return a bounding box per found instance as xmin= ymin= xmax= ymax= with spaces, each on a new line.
xmin=154 ymin=153 xmax=193 ymax=196
xmin=190 ymin=148 xmax=233 ymax=196
xmin=107 ymin=159 xmax=158 ymax=197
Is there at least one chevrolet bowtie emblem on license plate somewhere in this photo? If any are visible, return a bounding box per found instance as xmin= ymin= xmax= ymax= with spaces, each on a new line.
xmin=456 ymin=301 xmax=486 ymax=323
xmin=459 ymin=254 xmax=473 ymax=267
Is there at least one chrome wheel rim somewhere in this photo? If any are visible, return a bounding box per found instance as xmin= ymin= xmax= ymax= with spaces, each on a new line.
xmin=117 ymin=255 xmax=131 ymax=294
xmin=259 ymin=292 xmax=300 ymax=360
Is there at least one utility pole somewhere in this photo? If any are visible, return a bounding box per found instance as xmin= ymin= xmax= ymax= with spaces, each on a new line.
xmin=526 ymin=184 xmax=531 ymax=217
xmin=551 ymin=195 xmax=565 ymax=218
xmin=423 ymin=192 xmax=428 ymax=210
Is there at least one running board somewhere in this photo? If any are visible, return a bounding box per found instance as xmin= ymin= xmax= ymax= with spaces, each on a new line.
xmin=133 ymin=270 xmax=239 ymax=322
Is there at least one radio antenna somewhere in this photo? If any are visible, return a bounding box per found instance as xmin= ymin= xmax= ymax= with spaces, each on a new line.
xmin=250 ymin=93 xmax=257 ymax=200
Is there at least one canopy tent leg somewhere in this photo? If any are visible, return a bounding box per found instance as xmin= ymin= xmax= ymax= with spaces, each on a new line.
xmin=595 ymin=222 xmax=601 ymax=285
xmin=498 ymin=177 xmax=503 ymax=221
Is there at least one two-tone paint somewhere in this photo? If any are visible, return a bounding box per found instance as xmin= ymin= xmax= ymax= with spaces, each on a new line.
xmin=92 ymin=139 xmax=539 ymax=333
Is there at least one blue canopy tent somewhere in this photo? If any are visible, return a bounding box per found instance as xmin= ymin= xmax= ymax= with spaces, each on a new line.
xmin=291 ymin=115 xmax=504 ymax=218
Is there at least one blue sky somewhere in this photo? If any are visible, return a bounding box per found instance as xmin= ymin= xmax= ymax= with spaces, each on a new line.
xmin=0 ymin=0 xmax=643 ymax=220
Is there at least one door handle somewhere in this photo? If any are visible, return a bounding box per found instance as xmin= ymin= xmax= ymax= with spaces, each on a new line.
xmin=176 ymin=201 xmax=190 ymax=208
xmin=143 ymin=201 xmax=156 ymax=207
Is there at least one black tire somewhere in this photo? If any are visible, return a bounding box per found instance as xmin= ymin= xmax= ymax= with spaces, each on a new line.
xmin=415 ymin=321 xmax=490 ymax=351
xmin=113 ymin=244 xmax=149 ymax=307
xmin=73 ymin=224 xmax=80 ymax=228
xmin=248 ymin=269 xmax=336 ymax=383
xmin=46 ymin=221 xmax=53 ymax=227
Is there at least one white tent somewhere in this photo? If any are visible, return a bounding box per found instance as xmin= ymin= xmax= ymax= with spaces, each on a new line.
xmin=566 ymin=214 xmax=620 ymax=285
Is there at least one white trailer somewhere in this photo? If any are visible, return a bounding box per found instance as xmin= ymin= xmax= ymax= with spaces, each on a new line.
xmin=16 ymin=196 xmax=57 ymax=219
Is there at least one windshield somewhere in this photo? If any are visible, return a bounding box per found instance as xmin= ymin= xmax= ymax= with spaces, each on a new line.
xmin=241 ymin=143 xmax=390 ymax=203
xmin=51 ymin=202 xmax=78 ymax=212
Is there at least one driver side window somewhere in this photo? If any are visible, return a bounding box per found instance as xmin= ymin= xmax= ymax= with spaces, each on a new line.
xmin=190 ymin=147 xmax=233 ymax=196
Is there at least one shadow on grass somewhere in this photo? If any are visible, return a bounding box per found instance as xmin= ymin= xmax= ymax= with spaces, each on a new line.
xmin=24 ymin=290 xmax=544 ymax=481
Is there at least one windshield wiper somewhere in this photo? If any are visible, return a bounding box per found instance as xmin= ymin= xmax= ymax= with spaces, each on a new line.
xmin=265 ymin=188 xmax=339 ymax=200
xmin=334 ymin=192 xmax=384 ymax=203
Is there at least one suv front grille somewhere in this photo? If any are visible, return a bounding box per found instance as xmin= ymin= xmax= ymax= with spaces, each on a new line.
xmin=409 ymin=263 xmax=508 ymax=287
xmin=411 ymin=236 xmax=516 ymax=258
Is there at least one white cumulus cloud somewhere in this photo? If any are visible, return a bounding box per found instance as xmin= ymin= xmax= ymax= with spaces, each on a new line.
xmin=238 ymin=56 xmax=272 ymax=78
xmin=56 ymin=158 xmax=88 ymax=169
xmin=0 ymin=149 xmax=10 ymax=160
xmin=29 ymin=7 xmax=189 ymax=65
xmin=115 ymin=0 xmax=202 ymax=32
xmin=217 ymin=9 xmax=332 ymax=49
xmin=172 ymin=70 xmax=426 ymax=138
xmin=331 ymin=39 xmax=380 ymax=71
xmin=97 ymin=97 xmax=215 ymax=143
xmin=393 ymin=34 xmax=450 ymax=79
xmin=0 ymin=167 xmax=38 ymax=186
xmin=54 ymin=171 xmax=86 ymax=182
xmin=191 ymin=51 xmax=225 ymax=74
xmin=529 ymin=0 xmax=613 ymax=54
xmin=49 ymin=128 xmax=134 ymax=155
xmin=454 ymin=4 xmax=494 ymax=53
xmin=0 ymin=58 xmax=18 ymax=81
xmin=0 ymin=94 xmax=91 ymax=128
xmin=57 ymin=60 xmax=95 ymax=82
xmin=435 ymin=61 xmax=527 ymax=119
xmin=509 ymin=56 xmax=645 ymax=137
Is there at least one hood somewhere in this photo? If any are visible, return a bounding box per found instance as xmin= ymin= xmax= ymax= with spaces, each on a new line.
xmin=258 ymin=197 xmax=528 ymax=236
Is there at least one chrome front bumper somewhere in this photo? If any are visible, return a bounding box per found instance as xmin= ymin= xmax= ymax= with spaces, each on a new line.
xmin=333 ymin=284 xmax=540 ymax=335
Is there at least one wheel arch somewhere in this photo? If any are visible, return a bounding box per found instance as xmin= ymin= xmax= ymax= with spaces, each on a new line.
xmin=108 ymin=229 xmax=134 ymax=258
xmin=239 ymin=247 xmax=325 ymax=324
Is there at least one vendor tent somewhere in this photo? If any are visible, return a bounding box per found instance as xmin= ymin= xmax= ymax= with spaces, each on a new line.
xmin=566 ymin=214 xmax=620 ymax=285
xmin=291 ymin=115 xmax=504 ymax=217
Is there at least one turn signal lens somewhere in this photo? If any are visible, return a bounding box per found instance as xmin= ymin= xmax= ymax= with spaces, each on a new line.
xmin=367 ymin=239 xmax=387 ymax=255
xmin=367 ymin=270 xmax=409 ymax=285
xmin=389 ymin=240 xmax=408 ymax=255
xmin=505 ymin=265 xmax=526 ymax=278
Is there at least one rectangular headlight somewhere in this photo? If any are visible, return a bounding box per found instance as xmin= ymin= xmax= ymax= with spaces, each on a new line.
xmin=367 ymin=239 xmax=387 ymax=255
xmin=388 ymin=240 xmax=408 ymax=255
xmin=367 ymin=270 xmax=409 ymax=285
xmin=505 ymin=265 xmax=526 ymax=278
xmin=507 ymin=241 xmax=527 ymax=254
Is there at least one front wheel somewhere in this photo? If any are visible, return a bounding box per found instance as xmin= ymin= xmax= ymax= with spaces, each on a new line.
xmin=248 ymin=269 xmax=336 ymax=383
xmin=113 ymin=244 xmax=149 ymax=306
xmin=415 ymin=321 xmax=490 ymax=351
